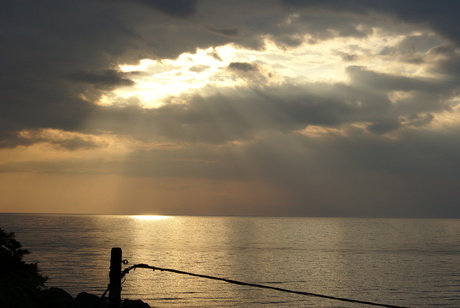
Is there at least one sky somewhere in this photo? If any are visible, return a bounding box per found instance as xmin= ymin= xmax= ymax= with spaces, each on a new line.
xmin=1 ymin=0 xmax=460 ymax=217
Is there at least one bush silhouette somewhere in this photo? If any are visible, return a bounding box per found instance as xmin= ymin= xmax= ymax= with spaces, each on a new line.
xmin=0 ymin=228 xmax=48 ymax=308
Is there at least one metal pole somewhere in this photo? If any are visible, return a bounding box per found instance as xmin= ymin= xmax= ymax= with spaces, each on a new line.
xmin=109 ymin=247 xmax=122 ymax=308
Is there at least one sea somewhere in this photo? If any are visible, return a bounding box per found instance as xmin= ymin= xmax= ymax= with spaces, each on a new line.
xmin=0 ymin=214 xmax=459 ymax=307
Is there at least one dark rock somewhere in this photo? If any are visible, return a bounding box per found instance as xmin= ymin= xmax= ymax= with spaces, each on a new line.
xmin=40 ymin=288 xmax=148 ymax=308
xmin=74 ymin=292 xmax=102 ymax=308
xmin=122 ymin=299 xmax=151 ymax=308
xmin=41 ymin=287 xmax=75 ymax=308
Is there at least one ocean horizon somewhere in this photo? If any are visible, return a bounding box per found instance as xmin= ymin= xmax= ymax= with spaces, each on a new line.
xmin=1 ymin=213 xmax=459 ymax=307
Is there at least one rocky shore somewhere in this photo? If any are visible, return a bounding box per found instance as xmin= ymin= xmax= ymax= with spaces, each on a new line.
xmin=1 ymin=227 xmax=152 ymax=307
xmin=41 ymin=287 xmax=151 ymax=308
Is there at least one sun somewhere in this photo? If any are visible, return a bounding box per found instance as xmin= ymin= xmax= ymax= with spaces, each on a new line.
xmin=129 ymin=215 xmax=171 ymax=220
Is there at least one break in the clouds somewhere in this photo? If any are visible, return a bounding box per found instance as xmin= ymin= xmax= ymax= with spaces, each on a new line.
xmin=1 ymin=0 xmax=460 ymax=217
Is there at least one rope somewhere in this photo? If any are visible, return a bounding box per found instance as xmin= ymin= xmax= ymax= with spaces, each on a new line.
xmin=121 ymin=263 xmax=411 ymax=308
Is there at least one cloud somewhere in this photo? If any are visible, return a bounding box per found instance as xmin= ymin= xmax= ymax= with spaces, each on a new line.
xmin=189 ymin=65 xmax=211 ymax=73
xmin=2 ymin=0 xmax=460 ymax=216
xmin=367 ymin=119 xmax=401 ymax=134
xmin=426 ymin=46 xmax=460 ymax=85
xmin=88 ymin=67 xmax=452 ymax=145
xmin=17 ymin=129 xmax=109 ymax=151
xmin=98 ymin=120 xmax=460 ymax=217
xmin=0 ymin=0 xmax=142 ymax=146
xmin=281 ymin=1 xmax=460 ymax=45
xmin=226 ymin=61 xmax=276 ymax=85
xmin=67 ymin=70 xmax=135 ymax=90
xmin=206 ymin=26 xmax=239 ymax=37
xmin=2 ymin=0 xmax=457 ymax=148
xmin=228 ymin=62 xmax=259 ymax=72
xmin=381 ymin=34 xmax=443 ymax=55
xmin=129 ymin=0 xmax=199 ymax=18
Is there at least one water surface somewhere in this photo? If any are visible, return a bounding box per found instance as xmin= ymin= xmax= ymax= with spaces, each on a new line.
xmin=1 ymin=214 xmax=459 ymax=307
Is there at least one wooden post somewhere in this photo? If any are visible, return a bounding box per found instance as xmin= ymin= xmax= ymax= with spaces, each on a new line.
xmin=109 ymin=247 xmax=122 ymax=308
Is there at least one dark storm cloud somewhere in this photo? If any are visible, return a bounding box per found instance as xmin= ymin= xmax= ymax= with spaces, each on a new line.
xmin=345 ymin=66 xmax=449 ymax=94
xmin=425 ymin=46 xmax=460 ymax=86
xmin=291 ymin=14 xmax=373 ymax=43
xmin=0 ymin=0 xmax=142 ymax=147
xmin=129 ymin=0 xmax=199 ymax=18
xmin=3 ymin=0 xmax=459 ymax=149
xmin=367 ymin=120 xmax=401 ymax=134
xmin=281 ymin=0 xmax=460 ymax=45
xmin=67 ymin=70 xmax=135 ymax=90
xmin=381 ymin=35 xmax=443 ymax=56
xmin=227 ymin=62 xmax=276 ymax=84
xmin=228 ymin=62 xmax=259 ymax=72
xmin=206 ymin=26 xmax=239 ymax=37
xmin=189 ymin=65 xmax=211 ymax=73
xmin=0 ymin=0 xmax=207 ymax=147
xmin=1 ymin=0 xmax=457 ymax=143
xmin=30 ymin=133 xmax=106 ymax=151
xmin=379 ymin=34 xmax=445 ymax=64
xmin=404 ymin=113 xmax=434 ymax=127
xmin=340 ymin=53 xmax=358 ymax=62
xmin=50 ymin=137 xmax=105 ymax=151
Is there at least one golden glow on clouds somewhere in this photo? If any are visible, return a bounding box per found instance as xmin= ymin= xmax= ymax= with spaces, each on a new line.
xmin=431 ymin=103 xmax=460 ymax=129
xmin=112 ymin=32 xmax=442 ymax=109
xmin=18 ymin=128 xmax=107 ymax=145
xmin=0 ymin=129 xmax=135 ymax=173
xmin=387 ymin=91 xmax=416 ymax=104
xmin=299 ymin=125 xmax=350 ymax=138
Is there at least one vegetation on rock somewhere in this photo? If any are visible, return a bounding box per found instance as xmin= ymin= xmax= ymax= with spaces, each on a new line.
xmin=0 ymin=227 xmax=48 ymax=307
